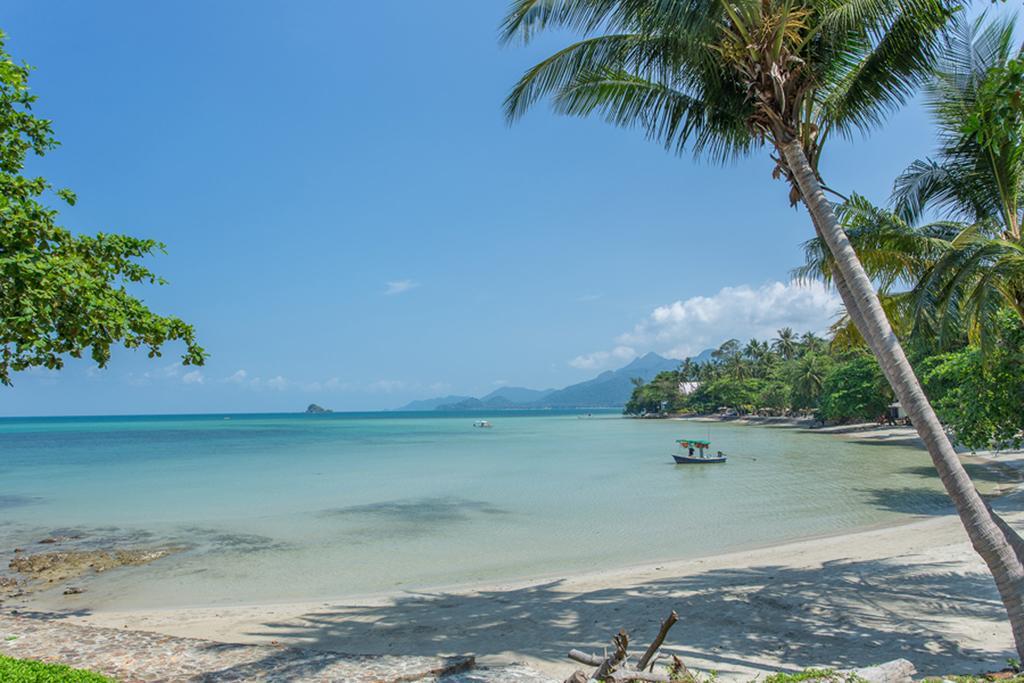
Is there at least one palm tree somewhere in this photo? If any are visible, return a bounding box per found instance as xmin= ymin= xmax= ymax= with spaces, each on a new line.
xmin=795 ymin=193 xmax=953 ymax=349
xmin=798 ymin=331 xmax=827 ymax=356
xmin=790 ymin=350 xmax=830 ymax=408
xmin=772 ymin=327 xmax=799 ymax=360
xmin=501 ymin=0 xmax=1024 ymax=654
xmin=678 ymin=357 xmax=699 ymax=381
xmin=893 ymin=13 xmax=1024 ymax=349
xmin=796 ymin=14 xmax=1024 ymax=351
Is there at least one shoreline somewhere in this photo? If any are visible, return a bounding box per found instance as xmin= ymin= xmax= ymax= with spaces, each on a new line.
xmin=55 ymin=505 xmax=1021 ymax=679
xmin=12 ymin=420 xmax=1024 ymax=679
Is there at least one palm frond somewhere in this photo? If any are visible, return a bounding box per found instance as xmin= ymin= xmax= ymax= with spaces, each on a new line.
xmin=819 ymin=0 xmax=956 ymax=136
xmin=553 ymin=69 xmax=752 ymax=160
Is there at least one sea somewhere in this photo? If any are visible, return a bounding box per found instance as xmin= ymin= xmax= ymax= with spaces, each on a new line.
xmin=0 ymin=410 xmax=955 ymax=610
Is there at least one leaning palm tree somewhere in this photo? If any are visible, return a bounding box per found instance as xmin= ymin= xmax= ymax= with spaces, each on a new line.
xmin=501 ymin=0 xmax=1024 ymax=656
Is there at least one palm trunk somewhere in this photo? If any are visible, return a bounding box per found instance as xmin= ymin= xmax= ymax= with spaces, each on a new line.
xmin=780 ymin=138 xmax=1024 ymax=660
xmin=808 ymin=215 xmax=1024 ymax=566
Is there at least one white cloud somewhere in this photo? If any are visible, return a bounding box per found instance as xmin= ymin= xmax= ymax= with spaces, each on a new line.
xmin=575 ymin=280 xmax=842 ymax=366
xmin=226 ymin=369 xmax=248 ymax=384
xmin=182 ymin=370 xmax=205 ymax=385
xmin=384 ymin=280 xmax=419 ymax=296
xmin=569 ymin=345 xmax=637 ymax=370
xmin=367 ymin=379 xmax=406 ymax=393
xmin=266 ymin=376 xmax=288 ymax=391
xmin=325 ymin=377 xmax=353 ymax=391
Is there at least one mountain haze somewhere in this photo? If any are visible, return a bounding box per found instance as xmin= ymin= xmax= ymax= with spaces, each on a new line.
xmin=397 ymin=352 xmax=685 ymax=411
xmin=397 ymin=395 xmax=474 ymax=411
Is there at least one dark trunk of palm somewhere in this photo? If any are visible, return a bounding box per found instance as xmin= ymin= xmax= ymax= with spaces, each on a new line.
xmin=780 ymin=138 xmax=1024 ymax=660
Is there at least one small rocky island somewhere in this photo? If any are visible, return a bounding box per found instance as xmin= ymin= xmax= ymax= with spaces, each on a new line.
xmin=305 ymin=403 xmax=333 ymax=414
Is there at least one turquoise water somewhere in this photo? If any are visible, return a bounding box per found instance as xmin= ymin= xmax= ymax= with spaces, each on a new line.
xmin=0 ymin=411 xmax=952 ymax=609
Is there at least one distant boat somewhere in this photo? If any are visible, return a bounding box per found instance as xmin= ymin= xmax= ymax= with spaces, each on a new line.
xmin=473 ymin=420 xmax=493 ymax=428
xmin=672 ymin=438 xmax=727 ymax=464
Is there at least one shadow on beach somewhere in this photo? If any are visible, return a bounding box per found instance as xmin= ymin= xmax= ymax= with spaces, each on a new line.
xmin=234 ymin=555 xmax=1010 ymax=680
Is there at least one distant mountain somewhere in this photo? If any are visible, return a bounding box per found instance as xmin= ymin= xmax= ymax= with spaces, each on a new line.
xmin=480 ymin=386 xmax=555 ymax=404
xmin=397 ymin=395 xmax=473 ymax=411
xmin=691 ymin=348 xmax=716 ymax=364
xmin=537 ymin=352 xmax=680 ymax=408
xmin=436 ymin=396 xmax=517 ymax=411
xmin=399 ymin=352 xmax=681 ymax=412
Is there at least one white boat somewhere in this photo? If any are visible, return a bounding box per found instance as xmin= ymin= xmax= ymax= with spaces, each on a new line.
xmin=473 ymin=420 xmax=493 ymax=428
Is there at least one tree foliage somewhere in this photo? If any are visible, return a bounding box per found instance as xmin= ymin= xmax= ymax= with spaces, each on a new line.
xmin=797 ymin=14 xmax=1024 ymax=353
xmin=625 ymin=330 xmax=888 ymax=421
xmin=0 ymin=32 xmax=203 ymax=384
xmin=921 ymin=312 xmax=1024 ymax=450
xmin=819 ymin=352 xmax=891 ymax=422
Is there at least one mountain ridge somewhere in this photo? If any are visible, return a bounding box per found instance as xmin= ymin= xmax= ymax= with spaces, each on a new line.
xmin=396 ymin=351 xmax=711 ymax=411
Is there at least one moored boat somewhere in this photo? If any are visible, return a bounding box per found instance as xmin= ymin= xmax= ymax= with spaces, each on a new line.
xmin=672 ymin=438 xmax=727 ymax=464
xmin=473 ymin=420 xmax=493 ymax=428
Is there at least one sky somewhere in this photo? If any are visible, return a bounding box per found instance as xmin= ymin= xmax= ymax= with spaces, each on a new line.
xmin=0 ymin=2 xmax=1008 ymax=415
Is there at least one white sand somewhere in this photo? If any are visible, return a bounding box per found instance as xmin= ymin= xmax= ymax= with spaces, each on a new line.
xmin=61 ymin=427 xmax=1024 ymax=679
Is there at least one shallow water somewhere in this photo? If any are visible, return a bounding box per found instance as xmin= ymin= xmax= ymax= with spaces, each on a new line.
xmin=0 ymin=411 xmax=956 ymax=609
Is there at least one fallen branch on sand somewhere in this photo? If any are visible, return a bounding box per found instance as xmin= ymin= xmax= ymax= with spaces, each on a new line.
xmin=563 ymin=610 xmax=681 ymax=683
xmin=562 ymin=611 xmax=916 ymax=683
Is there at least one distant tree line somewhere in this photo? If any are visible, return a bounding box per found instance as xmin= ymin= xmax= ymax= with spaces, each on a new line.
xmin=625 ymin=316 xmax=1024 ymax=452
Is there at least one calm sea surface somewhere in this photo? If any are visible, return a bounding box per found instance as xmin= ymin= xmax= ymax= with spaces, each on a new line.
xmin=0 ymin=411 xmax=954 ymax=609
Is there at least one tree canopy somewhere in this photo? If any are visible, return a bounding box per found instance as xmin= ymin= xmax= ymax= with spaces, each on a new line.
xmin=0 ymin=32 xmax=204 ymax=385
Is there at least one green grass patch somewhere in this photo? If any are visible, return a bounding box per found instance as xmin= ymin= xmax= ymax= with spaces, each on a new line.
xmin=0 ymin=654 xmax=115 ymax=682
xmin=763 ymin=670 xmax=863 ymax=683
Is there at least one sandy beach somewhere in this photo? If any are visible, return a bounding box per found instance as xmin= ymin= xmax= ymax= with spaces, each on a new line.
xmin=51 ymin=425 xmax=1024 ymax=680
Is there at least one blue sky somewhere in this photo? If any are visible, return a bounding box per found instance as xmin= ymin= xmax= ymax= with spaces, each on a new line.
xmin=0 ymin=2 xmax=1005 ymax=415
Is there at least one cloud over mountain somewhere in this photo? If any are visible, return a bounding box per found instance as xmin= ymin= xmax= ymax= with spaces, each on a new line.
xmin=576 ymin=280 xmax=841 ymax=366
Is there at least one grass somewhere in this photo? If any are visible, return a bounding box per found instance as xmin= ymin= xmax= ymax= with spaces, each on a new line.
xmin=0 ymin=655 xmax=115 ymax=682
xmin=762 ymin=671 xmax=863 ymax=683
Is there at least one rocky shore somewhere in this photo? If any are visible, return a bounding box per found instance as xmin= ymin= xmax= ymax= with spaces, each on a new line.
xmin=1 ymin=536 xmax=183 ymax=604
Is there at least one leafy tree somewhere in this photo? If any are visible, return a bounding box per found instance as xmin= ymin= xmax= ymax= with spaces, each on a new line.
xmin=922 ymin=312 xmax=1024 ymax=450
xmin=0 ymin=32 xmax=203 ymax=385
xmin=757 ymin=379 xmax=791 ymax=414
xmin=819 ymin=353 xmax=891 ymax=422
xmin=501 ymin=0 xmax=1024 ymax=651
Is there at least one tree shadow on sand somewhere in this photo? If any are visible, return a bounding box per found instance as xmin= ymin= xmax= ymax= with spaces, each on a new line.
xmin=226 ymin=556 xmax=1010 ymax=680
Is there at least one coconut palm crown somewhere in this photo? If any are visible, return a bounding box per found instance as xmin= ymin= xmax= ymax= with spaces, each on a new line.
xmin=502 ymin=0 xmax=955 ymax=200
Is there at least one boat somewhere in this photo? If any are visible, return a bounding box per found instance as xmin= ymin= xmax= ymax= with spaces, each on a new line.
xmin=473 ymin=420 xmax=493 ymax=428
xmin=672 ymin=438 xmax=727 ymax=464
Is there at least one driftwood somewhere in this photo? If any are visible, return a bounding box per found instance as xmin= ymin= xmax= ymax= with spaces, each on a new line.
xmin=568 ymin=650 xmax=605 ymax=667
xmin=636 ymin=610 xmax=678 ymax=671
xmin=563 ymin=612 xmax=680 ymax=683
xmin=606 ymin=669 xmax=671 ymax=682
xmin=845 ymin=659 xmax=916 ymax=683
xmin=592 ymin=630 xmax=630 ymax=681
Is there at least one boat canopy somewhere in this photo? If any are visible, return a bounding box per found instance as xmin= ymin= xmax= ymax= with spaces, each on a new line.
xmin=676 ymin=439 xmax=710 ymax=448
